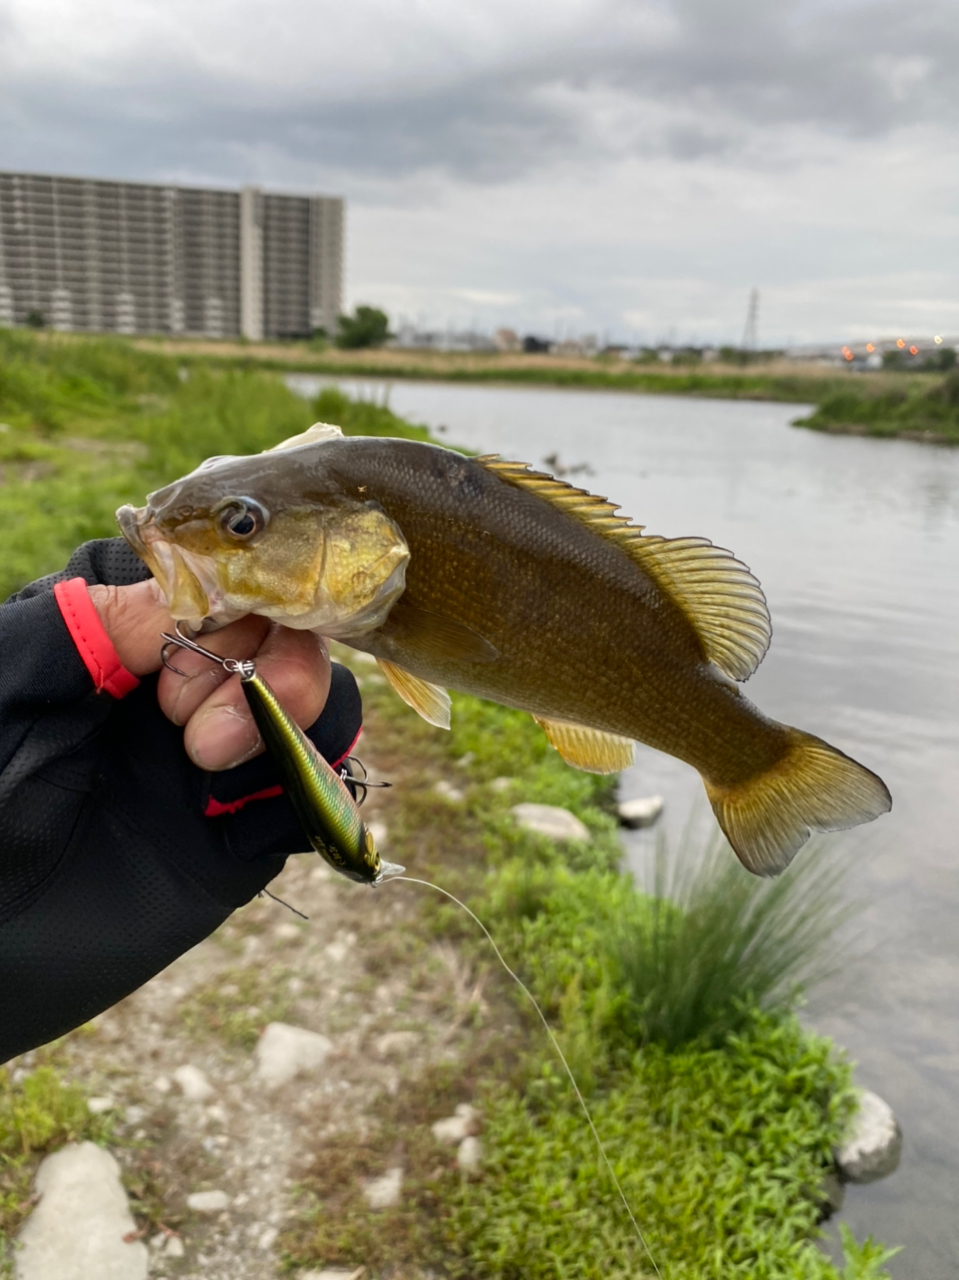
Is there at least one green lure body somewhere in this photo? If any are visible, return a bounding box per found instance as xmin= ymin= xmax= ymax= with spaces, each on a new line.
xmin=238 ymin=666 xmax=400 ymax=885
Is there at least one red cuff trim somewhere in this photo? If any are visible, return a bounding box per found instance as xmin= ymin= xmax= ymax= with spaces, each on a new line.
xmin=202 ymin=729 xmax=361 ymax=819
xmin=205 ymin=785 xmax=283 ymax=817
xmin=53 ymin=578 xmax=141 ymax=699
xmin=328 ymin=727 xmax=362 ymax=772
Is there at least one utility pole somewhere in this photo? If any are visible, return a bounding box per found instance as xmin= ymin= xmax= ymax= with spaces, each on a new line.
xmin=741 ymin=287 xmax=759 ymax=353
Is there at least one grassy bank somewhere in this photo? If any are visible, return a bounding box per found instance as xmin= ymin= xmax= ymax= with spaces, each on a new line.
xmin=135 ymin=334 xmax=848 ymax=403
xmin=0 ymin=330 xmax=897 ymax=1275
xmin=136 ymin=331 xmax=959 ymax=440
xmin=0 ymin=327 xmax=427 ymax=599
xmin=793 ymin=370 xmax=959 ymax=443
xmin=281 ymin=677 xmax=897 ymax=1279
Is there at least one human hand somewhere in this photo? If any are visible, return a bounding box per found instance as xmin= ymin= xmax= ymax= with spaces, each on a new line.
xmin=88 ymin=580 xmax=330 ymax=771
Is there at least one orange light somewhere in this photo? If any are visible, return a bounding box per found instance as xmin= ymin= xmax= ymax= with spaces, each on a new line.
xmin=896 ymin=338 xmax=906 ymax=349
xmin=909 ymin=345 xmax=918 ymax=355
xmin=866 ymin=342 xmax=875 ymax=353
xmin=844 ymin=351 xmax=854 ymax=361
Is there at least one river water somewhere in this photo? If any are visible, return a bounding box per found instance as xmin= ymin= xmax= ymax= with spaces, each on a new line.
xmin=289 ymin=375 xmax=959 ymax=1276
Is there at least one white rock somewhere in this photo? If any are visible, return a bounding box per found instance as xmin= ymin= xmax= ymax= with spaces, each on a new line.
xmin=16 ymin=1141 xmax=148 ymax=1280
xmin=457 ymin=1135 xmax=483 ymax=1173
xmin=363 ymin=1166 xmax=403 ymax=1209
xmin=490 ymin=776 xmax=513 ymax=792
xmin=86 ymin=1096 xmax=116 ymax=1115
xmin=511 ymin=803 xmax=590 ymax=843
xmin=299 ymin=1271 xmax=363 ymax=1280
xmin=124 ymin=1106 xmax=146 ymax=1126
xmin=434 ymin=779 xmax=464 ymax=803
xmin=835 ymin=1089 xmax=902 ymax=1184
xmin=153 ymin=1076 xmax=172 ymax=1094
xmin=374 ymin=1030 xmax=421 ymax=1059
xmin=617 ymin=795 xmax=664 ymax=829
xmin=164 ymin=1236 xmax=185 ymax=1259
xmin=431 ymin=1105 xmax=479 ymax=1145
xmin=324 ymin=940 xmax=349 ymax=964
xmin=257 ymin=1226 xmax=279 ymax=1250
xmin=273 ymin=921 xmax=301 ymax=941
xmin=186 ymin=1189 xmax=230 ymax=1213
xmin=254 ymin=1022 xmax=333 ymax=1089
xmin=173 ymin=1065 xmax=214 ymax=1103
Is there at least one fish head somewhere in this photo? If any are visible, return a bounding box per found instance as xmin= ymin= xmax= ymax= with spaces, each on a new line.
xmin=116 ymin=449 xmax=409 ymax=636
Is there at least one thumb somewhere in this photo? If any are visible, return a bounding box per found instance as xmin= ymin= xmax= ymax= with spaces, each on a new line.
xmin=87 ymin=580 xmax=175 ymax=676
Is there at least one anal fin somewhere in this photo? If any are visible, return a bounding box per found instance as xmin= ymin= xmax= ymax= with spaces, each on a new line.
xmin=377 ymin=659 xmax=451 ymax=730
xmin=535 ymin=717 xmax=635 ymax=774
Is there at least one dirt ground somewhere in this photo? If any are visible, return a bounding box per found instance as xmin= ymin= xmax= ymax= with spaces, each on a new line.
xmin=11 ymin=701 xmax=493 ymax=1279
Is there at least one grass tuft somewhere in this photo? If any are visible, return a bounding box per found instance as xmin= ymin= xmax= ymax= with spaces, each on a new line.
xmin=0 ymin=1065 xmax=114 ymax=1268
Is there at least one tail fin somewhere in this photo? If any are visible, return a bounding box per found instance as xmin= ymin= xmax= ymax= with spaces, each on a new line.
xmin=705 ymin=728 xmax=891 ymax=877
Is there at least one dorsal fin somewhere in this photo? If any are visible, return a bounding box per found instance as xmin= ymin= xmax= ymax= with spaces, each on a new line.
xmin=478 ymin=457 xmax=771 ymax=682
xmin=478 ymin=457 xmax=642 ymax=533
xmin=268 ymin=421 xmax=344 ymax=452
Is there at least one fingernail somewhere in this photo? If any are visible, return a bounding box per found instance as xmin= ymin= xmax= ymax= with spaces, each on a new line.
xmin=189 ymin=704 xmax=262 ymax=771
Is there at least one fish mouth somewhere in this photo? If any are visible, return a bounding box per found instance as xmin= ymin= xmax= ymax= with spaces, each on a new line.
xmin=116 ymin=504 xmax=149 ymax=558
xmin=116 ymin=502 xmax=215 ymax=628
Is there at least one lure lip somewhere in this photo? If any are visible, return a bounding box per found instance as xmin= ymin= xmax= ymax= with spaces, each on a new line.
xmin=373 ymin=859 xmax=406 ymax=886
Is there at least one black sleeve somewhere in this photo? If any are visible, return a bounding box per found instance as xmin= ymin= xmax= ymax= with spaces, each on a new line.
xmin=0 ymin=538 xmax=362 ymax=1063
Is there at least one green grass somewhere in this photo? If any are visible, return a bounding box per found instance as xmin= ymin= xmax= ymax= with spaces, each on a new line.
xmin=178 ymin=963 xmax=294 ymax=1051
xmin=0 ymin=1065 xmax=114 ymax=1272
xmin=794 ymin=369 xmax=959 ymax=442
xmin=0 ymin=329 xmax=431 ymax=598
xmin=283 ymin=678 xmax=896 ymax=1279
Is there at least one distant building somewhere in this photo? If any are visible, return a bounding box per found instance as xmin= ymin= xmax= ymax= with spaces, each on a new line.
xmin=0 ymin=171 xmax=343 ymax=341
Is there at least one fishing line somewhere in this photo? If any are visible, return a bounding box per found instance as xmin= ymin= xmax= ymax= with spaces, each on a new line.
xmin=259 ymin=887 xmax=309 ymax=920
xmin=391 ymin=875 xmax=660 ymax=1278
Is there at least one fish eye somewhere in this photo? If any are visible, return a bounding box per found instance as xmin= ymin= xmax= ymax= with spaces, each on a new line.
xmin=217 ymin=498 xmax=267 ymax=541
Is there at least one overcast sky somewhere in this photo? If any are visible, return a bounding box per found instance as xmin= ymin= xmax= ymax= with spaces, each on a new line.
xmin=2 ymin=0 xmax=957 ymax=345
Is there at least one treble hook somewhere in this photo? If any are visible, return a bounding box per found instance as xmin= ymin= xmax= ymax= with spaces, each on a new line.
xmin=160 ymin=622 xmax=254 ymax=679
xmin=338 ymin=754 xmax=393 ymax=806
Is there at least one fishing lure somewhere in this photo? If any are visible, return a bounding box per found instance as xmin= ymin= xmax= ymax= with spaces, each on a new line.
xmin=161 ymin=626 xmax=403 ymax=886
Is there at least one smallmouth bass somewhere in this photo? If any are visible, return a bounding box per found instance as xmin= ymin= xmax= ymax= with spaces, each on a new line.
xmin=119 ymin=423 xmax=891 ymax=876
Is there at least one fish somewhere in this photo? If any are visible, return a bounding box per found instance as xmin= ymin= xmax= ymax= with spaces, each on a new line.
xmin=118 ymin=422 xmax=891 ymax=876
xmin=216 ymin=646 xmax=402 ymax=884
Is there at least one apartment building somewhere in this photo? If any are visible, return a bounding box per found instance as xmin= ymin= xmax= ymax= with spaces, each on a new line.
xmin=0 ymin=172 xmax=343 ymax=341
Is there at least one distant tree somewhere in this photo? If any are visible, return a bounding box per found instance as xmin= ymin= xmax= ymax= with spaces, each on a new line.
xmin=335 ymin=306 xmax=390 ymax=349
xmin=25 ymin=310 xmax=46 ymax=329
xmin=718 ymin=344 xmax=749 ymax=365
xmin=522 ymin=335 xmax=551 ymax=353
xmin=926 ymin=346 xmax=957 ymax=372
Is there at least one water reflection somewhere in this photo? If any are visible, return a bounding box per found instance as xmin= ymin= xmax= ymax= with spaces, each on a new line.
xmin=289 ymin=375 xmax=959 ymax=1275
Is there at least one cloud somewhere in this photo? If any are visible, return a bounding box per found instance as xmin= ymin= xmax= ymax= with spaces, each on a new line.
xmin=1 ymin=0 xmax=957 ymax=341
xmin=3 ymin=0 xmax=958 ymax=186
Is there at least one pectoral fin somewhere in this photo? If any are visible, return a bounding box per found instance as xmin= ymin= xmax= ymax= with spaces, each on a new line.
xmin=377 ymin=659 xmax=451 ymax=730
xmin=384 ymin=599 xmax=499 ymax=665
xmin=534 ymin=717 xmax=635 ymax=774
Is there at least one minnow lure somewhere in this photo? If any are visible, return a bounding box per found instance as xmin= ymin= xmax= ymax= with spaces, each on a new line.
xmin=161 ymin=627 xmax=403 ymax=885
